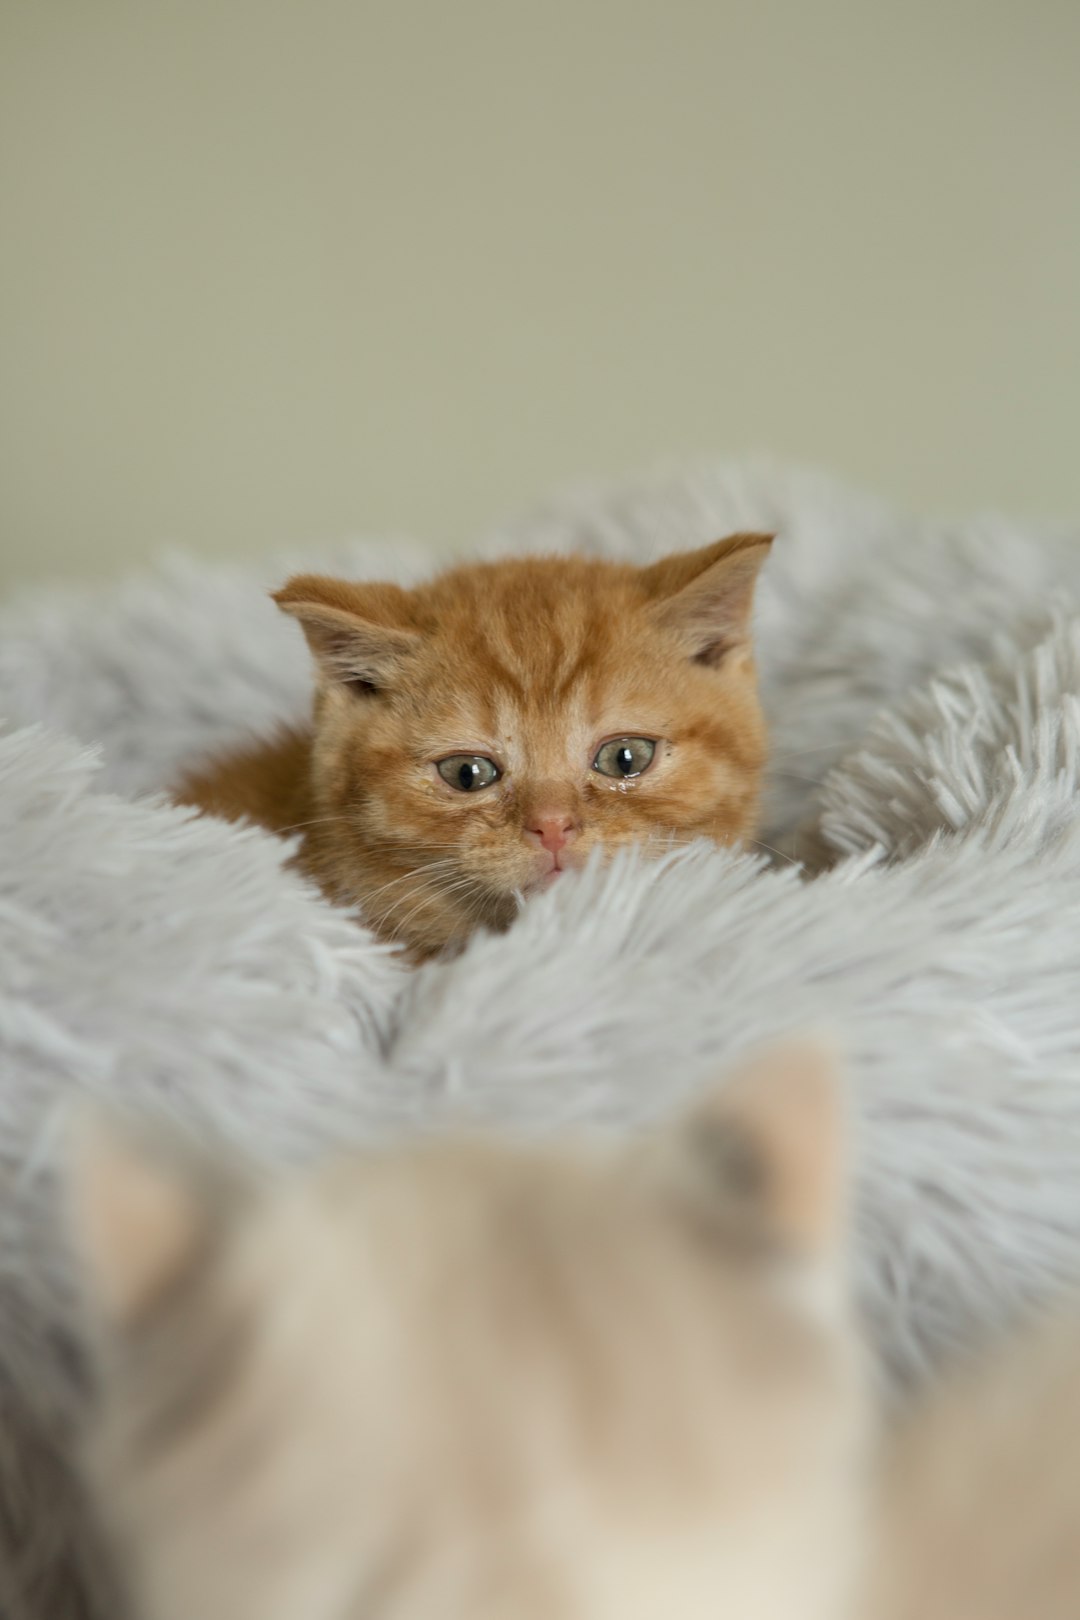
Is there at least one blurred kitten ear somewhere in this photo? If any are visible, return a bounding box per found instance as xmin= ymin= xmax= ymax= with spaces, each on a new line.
xmin=643 ymin=1037 xmax=846 ymax=1258
xmin=642 ymin=533 xmax=773 ymax=667
xmin=273 ymin=575 xmax=422 ymax=692
xmin=69 ymin=1114 xmax=220 ymax=1329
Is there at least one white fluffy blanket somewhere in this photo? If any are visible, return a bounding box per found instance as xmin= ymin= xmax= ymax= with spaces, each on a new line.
xmin=2 ymin=459 xmax=1080 ymax=1617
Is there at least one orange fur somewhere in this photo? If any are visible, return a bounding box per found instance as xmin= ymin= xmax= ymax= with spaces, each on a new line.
xmin=175 ymin=536 xmax=772 ymax=959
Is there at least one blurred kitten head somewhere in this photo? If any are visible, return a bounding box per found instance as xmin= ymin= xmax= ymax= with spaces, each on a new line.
xmin=73 ymin=1041 xmax=867 ymax=1620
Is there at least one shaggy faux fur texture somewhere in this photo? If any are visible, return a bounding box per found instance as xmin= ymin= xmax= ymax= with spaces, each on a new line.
xmin=2 ymin=458 xmax=1080 ymax=1618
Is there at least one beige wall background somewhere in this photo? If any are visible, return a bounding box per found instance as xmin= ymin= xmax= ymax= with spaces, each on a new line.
xmin=2 ymin=0 xmax=1078 ymax=592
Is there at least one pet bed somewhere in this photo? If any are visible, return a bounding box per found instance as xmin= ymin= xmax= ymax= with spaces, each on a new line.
xmin=2 ymin=458 xmax=1080 ymax=1618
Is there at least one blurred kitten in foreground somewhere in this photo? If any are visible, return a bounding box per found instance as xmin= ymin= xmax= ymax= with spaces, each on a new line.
xmin=72 ymin=1042 xmax=866 ymax=1620
xmin=71 ymin=1043 xmax=1080 ymax=1620
xmin=867 ymin=1301 xmax=1080 ymax=1620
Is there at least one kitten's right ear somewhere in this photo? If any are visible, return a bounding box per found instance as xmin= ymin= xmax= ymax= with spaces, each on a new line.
xmin=273 ymin=575 xmax=422 ymax=692
xmin=642 ymin=533 xmax=773 ymax=668
xmin=640 ymin=1038 xmax=846 ymax=1259
xmin=69 ymin=1114 xmax=225 ymax=1330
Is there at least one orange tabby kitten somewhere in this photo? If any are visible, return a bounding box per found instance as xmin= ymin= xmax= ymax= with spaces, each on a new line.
xmin=176 ymin=535 xmax=773 ymax=958
xmin=74 ymin=1042 xmax=868 ymax=1620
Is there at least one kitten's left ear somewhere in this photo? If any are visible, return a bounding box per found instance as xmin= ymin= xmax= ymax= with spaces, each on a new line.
xmin=642 ymin=533 xmax=773 ymax=668
xmin=69 ymin=1114 xmax=226 ymax=1329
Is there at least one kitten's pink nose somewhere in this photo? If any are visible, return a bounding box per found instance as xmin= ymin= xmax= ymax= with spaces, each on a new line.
xmin=524 ymin=814 xmax=579 ymax=856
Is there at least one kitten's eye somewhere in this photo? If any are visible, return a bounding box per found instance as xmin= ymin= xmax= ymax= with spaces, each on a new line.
xmin=592 ymin=737 xmax=656 ymax=778
xmin=436 ymin=755 xmax=501 ymax=792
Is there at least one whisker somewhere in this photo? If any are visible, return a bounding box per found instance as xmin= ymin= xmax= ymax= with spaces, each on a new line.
xmin=279 ymin=818 xmax=473 ymax=854
xmin=277 ymin=815 xmax=354 ymax=834
xmin=366 ymin=866 xmax=492 ymax=938
xmin=747 ymin=837 xmax=801 ymax=868
xmin=363 ymin=871 xmax=464 ymax=931
xmin=360 ymin=858 xmax=461 ymax=911
xmin=348 ymin=838 xmax=475 ymax=858
xmin=389 ymin=878 xmax=485 ymax=944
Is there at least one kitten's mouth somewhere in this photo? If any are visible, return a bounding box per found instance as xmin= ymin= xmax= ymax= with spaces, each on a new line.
xmin=523 ymin=851 xmax=579 ymax=895
xmin=519 ymin=868 xmax=561 ymax=899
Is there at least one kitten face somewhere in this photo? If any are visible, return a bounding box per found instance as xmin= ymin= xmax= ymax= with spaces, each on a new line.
xmin=75 ymin=1042 xmax=867 ymax=1620
xmin=275 ymin=536 xmax=771 ymax=956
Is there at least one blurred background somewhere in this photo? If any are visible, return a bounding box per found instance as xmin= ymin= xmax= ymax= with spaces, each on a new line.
xmin=2 ymin=0 xmax=1079 ymax=591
